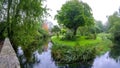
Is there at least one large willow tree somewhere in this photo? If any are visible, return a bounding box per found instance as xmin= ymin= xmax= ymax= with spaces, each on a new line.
xmin=0 ymin=0 xmax=47 ymax=47
xmin=55 ymin=0 xmax=94 ymax=36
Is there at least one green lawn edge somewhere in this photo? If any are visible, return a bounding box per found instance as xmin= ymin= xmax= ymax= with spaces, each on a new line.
xmin=51 ymin=33 xmax=113 ymax=55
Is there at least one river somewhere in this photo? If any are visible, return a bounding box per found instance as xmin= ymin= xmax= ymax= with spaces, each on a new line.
xmin=17 ymin=42 xmax=120 ymax=68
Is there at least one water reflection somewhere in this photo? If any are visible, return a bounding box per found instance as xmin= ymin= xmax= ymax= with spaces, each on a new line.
xmin=17 ymin=42 xmax=58 ymax=68
xmin=92 ymin=52 xmax=120 ymax=68
xmin=17 ymin=41 xmax=120 ymax=68
xmin=17 ymin=41 xmax=45 ymax=68
xmin=109 ymin=44 xmax=120 ymax=62
xmin=17 ymin=42 xmax=92 ymax=68
xmin=57 ymin=63 xmax=92 ymax=68
xmin=33 ymin=42 xmax=57 ymax=68
xmin=91 ymin=43 xmax=120 ymax=68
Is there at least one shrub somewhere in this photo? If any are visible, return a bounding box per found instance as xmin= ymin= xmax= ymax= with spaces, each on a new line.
xmin=61 ymin=30 xmax=76 ymax=41
xmin=85 ymin=34 xmax=96 ymax=40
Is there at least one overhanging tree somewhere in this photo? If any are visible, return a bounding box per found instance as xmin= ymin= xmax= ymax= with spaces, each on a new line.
xmin=0 ymin=0 xmax=47 ymax=46
xmin=55 ymin=0 xmax=94 ymax=36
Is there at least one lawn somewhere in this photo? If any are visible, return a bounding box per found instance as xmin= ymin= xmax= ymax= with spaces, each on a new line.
xmin=52 ymin=35 xmax=101 ymax=46
xmin=51 ymin=33 xmax=113 ymax=55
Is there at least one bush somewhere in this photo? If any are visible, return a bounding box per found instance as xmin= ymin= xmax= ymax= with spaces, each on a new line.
xmin=85 ymin=34 xmax=96 ymax=40
xmin=61 ymin=30 xmax=76 ymax=41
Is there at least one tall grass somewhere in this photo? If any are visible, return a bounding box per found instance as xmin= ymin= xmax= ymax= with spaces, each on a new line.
xmin=51 ymin=43 xmax=96 ymax=63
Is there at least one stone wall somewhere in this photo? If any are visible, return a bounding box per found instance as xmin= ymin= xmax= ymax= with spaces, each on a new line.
xmin=0 ymin=38 xmax=20 ymax=68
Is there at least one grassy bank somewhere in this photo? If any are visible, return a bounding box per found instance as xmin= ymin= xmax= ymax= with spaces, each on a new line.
xmin=52 ymin=34 xmax=112 ymax=54
xmin=51 ymin=33 xmax=113 ymax=63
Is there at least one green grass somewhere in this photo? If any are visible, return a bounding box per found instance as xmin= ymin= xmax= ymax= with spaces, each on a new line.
xmin=51 ymin=33 xmax=113 ymax=55
xmin=52 ymin=36 xmax=101 ymax=46
xmin=51 ymin=33 xmax=113 ymax=63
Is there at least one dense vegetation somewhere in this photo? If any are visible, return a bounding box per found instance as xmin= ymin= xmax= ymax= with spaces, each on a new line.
xmin=106 ymin=11 xmax=120 ymax=62
xmin=51 ymin=43 xmax=96 ymax=63
xmin=0 ymin=1 xmax=50 ymax=66
xmin=107 ymin=12 xmax=120 ymax=43
xmin=51 ymin=0 xmax=116 ymax=64
xmin=55 ymin=0 xmax=94 ymax=37
xmin=0 ymin=0 xmax=48 ymax=48
xmin=0 ymin=0 xmax=120 ymax=67
xmin=51 ymin=33 xmax=112 ymax=63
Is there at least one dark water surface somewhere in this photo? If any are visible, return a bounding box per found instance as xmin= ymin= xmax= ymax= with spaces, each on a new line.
xmin=17 ymin=42 xmax=120 ymax=68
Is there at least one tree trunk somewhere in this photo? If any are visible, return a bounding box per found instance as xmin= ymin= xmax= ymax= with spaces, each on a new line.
xmin=73 ymin=28 xmax=77 ymax=36
xmin=7 ymin=0 xmax=12 ymax=38
xmin=7 ymin=1 xmax=10 ymax=37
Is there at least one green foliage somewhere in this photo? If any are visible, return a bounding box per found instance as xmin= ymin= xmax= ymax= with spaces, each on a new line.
xmin=51 ymin=43 xmax=96 ymax=63
xmin=39 ymin=28 xmax=49 ymax=39
xmin=62 ymin=29 xmax=77 ymax=41
xmin=51 ymin=25 xmax=61 ymax=37
xmin=0 ymin=0 xmax=48 ymax=47
xmin=51 ymin=33 xmax=112 ymax=63
xmin=77 ymin=26 xmax=87 ymax=36
xmin=77 ymin=26 xmax=96 ymax=39
xmin=0 ymin=22 xmax=6 ymax=39
xmin=85 ymin=34 xmax=96 ymax=40
xmin=109 ymin=44 xmax=120 ymax=61
xmin=108 ymin=12 xmax=120 ymax=30
xmin=60 ymin=28 xmax=67 ymax=35
xmin=110 ymin=22 xmax=120 ymax=33
xmin=113 ymin=32 xmax=120 ymax=43
xmin=76 ymin=20 xmax=104 ymax=39
xmin=18 ymin=40 xmax=48 ymax=68
xmin=108 ymin=12 xmax=120 ymax=33
xmin=95 ymin=20 xmax=104 ymax=33
xmin=107 ymin=11 xmax=120 ymax=42
xmin=52 ymin=33 xmax=112 ymax=55
xmin=11 ymin=23 xmax=42 ymax=48
xmin=52 ymin=35 xmax=101 ymax=46
xmin=55 ymin=0 xmax=94 ymax=36
xmin=52 ymin=25 xmax=61 ymax=32
xmin=95 ymin=33 xmax=113 ymax=55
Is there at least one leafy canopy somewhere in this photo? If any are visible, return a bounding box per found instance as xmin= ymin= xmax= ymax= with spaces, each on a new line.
xmin=108 ymin=12 xmax=120 ymax=33
xmin=55 ymin=0 xmax=94 ymax=36
xmin=0 ymin=0 xmax=48 ymax=47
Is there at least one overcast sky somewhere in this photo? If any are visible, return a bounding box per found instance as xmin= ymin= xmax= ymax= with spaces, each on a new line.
xmin=45 ymin=0 xmax=120 ymax=25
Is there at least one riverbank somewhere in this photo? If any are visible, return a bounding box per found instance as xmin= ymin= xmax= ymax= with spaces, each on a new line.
xmin=51 ymin=33 xmax=113 ymax=63
xmin=52 ymin=34 xmax=112 ymax=54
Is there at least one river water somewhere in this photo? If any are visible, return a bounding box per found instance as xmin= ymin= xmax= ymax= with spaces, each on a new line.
xmin=17 ymin=42 xmax=120 ymax=68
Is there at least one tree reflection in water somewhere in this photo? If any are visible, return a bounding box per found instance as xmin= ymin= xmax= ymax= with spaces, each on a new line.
xmin=17 ymin=41 xmax=93 ymax=68
xmin=17 ymin=40 xmax=47 ymax=68
xmin=109 ymin=43 xmax=120 ymax=62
